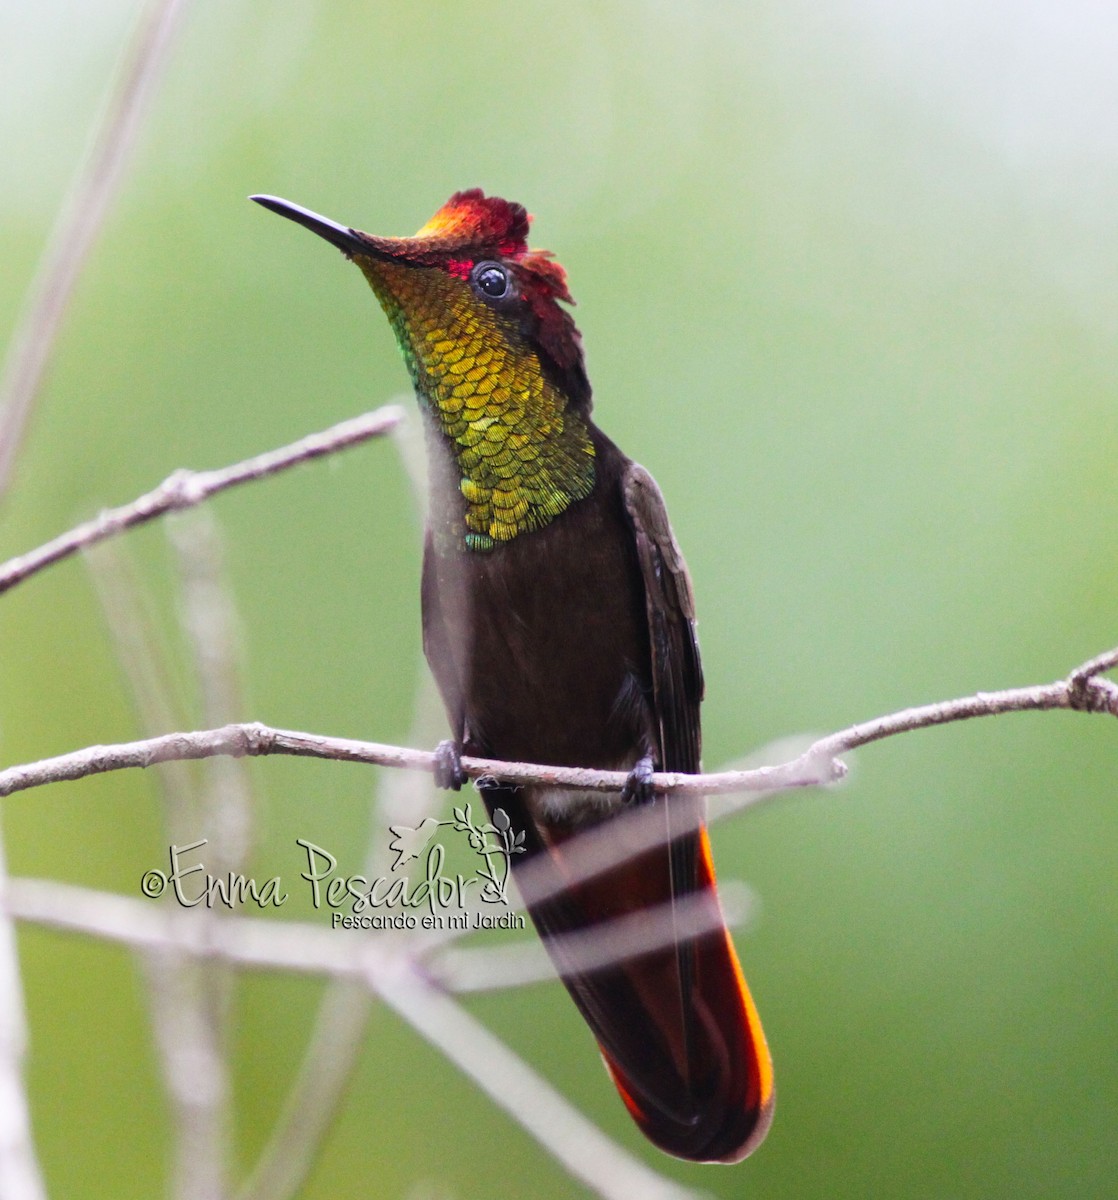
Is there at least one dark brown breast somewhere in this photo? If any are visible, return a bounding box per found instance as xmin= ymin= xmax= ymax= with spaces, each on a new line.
xmin=421 ymin=427 xmax=653 ymax=772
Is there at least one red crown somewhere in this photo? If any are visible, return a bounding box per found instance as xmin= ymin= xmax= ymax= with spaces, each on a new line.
xmin=412 ymin=189 xmax=530 ymax=258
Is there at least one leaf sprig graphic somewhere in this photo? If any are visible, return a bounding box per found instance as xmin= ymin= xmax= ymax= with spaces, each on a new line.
xmin=450 ymin=802 xmax=525 ymax=903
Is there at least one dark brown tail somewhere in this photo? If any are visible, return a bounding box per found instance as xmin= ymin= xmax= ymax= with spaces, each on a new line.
xmin=489 ymin=784 xmax=774 ymax=1163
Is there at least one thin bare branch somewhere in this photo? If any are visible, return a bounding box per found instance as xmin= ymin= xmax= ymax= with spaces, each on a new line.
xmin=1068 ymin=646 xmax=1118 ymax=705
xmin=808 ymin=674 xmax=1117 ymax=757
xmin=0 ymin=404 xmax=403 ymax=597
xmin=0 ymin=0 xmax=191 ymax=497
xmin=1 ymin=646 xmax=1114 ymax=804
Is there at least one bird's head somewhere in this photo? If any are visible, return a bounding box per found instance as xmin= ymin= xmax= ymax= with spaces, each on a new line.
xmin=252 ymin=189 xmax=590 ymax=413
xmin=253 ymin=190 xmax=597 ymax=550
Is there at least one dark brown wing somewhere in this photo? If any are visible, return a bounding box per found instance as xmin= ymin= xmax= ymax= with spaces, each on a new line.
xmin=621 ymin=462 xmax=704 ymax=775
xmin=622 ymin=463 xmax=705 ymax=938
xmin=583 ymin=461 xmax=774 ymax=1161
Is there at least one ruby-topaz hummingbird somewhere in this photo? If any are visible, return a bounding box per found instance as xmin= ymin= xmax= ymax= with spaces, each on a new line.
xmin=253 ymin=189 xmax=774 ymax=1162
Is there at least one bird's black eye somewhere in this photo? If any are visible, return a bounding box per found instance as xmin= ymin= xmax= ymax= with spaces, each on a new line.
xmin=471 ymin=260 xmax=512 ymax=300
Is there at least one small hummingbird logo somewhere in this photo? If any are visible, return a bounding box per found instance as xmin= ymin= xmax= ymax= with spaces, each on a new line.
xmin=387 ymin=807 xmax=526 ymax=901
xmin=386 ymin=816 xmax=444 ymax=871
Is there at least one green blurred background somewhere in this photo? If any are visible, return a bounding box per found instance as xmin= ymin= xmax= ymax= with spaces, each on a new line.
xmin=3 ymin=1 xmax=1117 ymax=1196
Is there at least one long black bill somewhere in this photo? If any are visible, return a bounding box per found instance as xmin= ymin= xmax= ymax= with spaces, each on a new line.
xmin=250 ymin=194 xmax=371 ymax=258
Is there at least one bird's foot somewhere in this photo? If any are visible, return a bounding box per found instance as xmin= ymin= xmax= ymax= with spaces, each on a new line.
xmin=433 ymin=739 xmax=466 ymax=791
xmin=621 ymin=754 xmax=655 ymax=805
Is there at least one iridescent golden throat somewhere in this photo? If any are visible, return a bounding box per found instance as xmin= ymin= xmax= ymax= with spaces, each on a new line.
xmin=355 ymin=257 xmax=595 ymax=553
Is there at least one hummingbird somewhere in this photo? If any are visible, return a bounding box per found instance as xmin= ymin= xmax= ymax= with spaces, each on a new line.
xmin=386 ymin=816 xmax=445 ymax=871
xmin=252 ymin=189 xmax=774 ymax=1162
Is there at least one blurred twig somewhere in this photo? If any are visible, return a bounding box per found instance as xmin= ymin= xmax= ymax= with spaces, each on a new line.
xmin=427 ymin=880 xmax=754 ymax=993
xmin=0 ymin=830 xmax=47 ymax=1200
xmin=142 ymin=949 xmax=232 ymax=1200
xmin=371 ymin=960 xmax=700 ymax=1200
xmin=86 ymin=539 xmax=199 ymax=820
xmin=160 ymin=513 xmax=252 ymax=1200
xmin=2 ymin=877 xmax=389 ymax=988
xmin=89 ymin=548 xmax=232 ymax=1197
xmin=237 ymin=672 xmax=445 ymax=1200
xmin=237 ymin=408 xmax=434 ymax=1200
xmin=0 ymin=0 xmax=191 ymax=497
xmin=88 ymin=526 xmax=249 ymax=1200
xmin=235 ymin=984 xmax=371 ymax=1200
xmin=0 ymin=404 xmax=404 ymax=596
xmin=167 ymin=509 xmax=254 ymax=868
xmin=3 ymin=879 xmax=700 ymax=1200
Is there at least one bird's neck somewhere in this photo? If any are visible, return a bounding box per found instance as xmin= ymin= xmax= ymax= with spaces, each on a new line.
xmin=416 ymin=384 xmax=595 ymax=553
xmin=360 ymin=259 xmax=597 ymax=552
